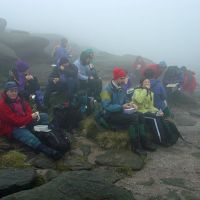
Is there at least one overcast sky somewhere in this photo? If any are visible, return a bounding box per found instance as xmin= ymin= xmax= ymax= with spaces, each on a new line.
xmin=1 ymin=0 xmax=200 ymax=69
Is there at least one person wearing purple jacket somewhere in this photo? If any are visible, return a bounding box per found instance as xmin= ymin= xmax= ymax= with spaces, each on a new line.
xmin=9 ymin=60 xmax=45 ymax=110
xmin=144 ymin=69 xmax=171 ymax=117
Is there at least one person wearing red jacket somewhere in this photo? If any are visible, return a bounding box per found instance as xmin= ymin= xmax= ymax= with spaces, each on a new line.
xmin=181 ymin=67 xmax=197 ymax=93
xmin=0 ymin=82 xmax=62 ymax=160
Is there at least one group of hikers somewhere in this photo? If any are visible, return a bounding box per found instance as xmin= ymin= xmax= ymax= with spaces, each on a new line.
xmin=0 ymin=38 xmax=197 ymax=160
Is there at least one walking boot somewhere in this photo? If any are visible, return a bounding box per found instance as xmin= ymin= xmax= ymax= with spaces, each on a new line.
xmin=141 ymin=138 xmax=157 ymax=151
xmin=37 ymin=144 xmax=63 ymax=160
xmin=129 ymin=124 xmax=147 ymax=156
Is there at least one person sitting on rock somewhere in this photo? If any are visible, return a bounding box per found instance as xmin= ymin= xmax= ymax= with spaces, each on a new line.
xmin=144 ymin=68 xmax=171 ymax=117
xmin=9 ymin=60 xmax=45 ymax=110
xmin=132 ymin=78 xmax=180 ymax=146
xmin=74 ymin=49 xmax=102 ymax=100
xmin=100 ymin=67 xmax=156 ymax=155
xmin=0 ymin=81 xmax=62 ymax=160
xmin=44 ymin=57 xmax=78 ymax=106
xmin=53 ymin=38 xmax=71 ymax=65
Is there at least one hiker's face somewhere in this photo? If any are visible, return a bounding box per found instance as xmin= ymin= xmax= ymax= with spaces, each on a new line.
xmin=60 ymin=63 xmax=69 ymax=70
xmin=142 ymin=79 xmax=150 ymax=88
xmin=85 ymin=57 xmax=90 ymax=65
xmin=116 ymin=77 xmax=126 ymax=86
xmin=6 ymin=88 xmax=18 ymax=100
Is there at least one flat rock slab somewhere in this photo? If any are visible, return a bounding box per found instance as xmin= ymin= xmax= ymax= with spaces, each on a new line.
xmin=30 ymin=154 xmax=56 ymax=169
xmin=63 ymin=155 xmax=93 ymax=170
xmin=2 ymin=170 xmax=135 ymax=200
xmin=0 ymin=168 xmax=36 ymax=198
xmin=174 ymin=113 xmax=197 ymax=126
xmin=95 ymin=150 xmax=145 ymax=170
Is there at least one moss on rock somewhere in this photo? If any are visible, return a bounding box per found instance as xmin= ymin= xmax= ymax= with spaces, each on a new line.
xmin=0 ymin=150 xmax=29 ymax=168
xmin=96 ymin=130 xmax=130 ymax=150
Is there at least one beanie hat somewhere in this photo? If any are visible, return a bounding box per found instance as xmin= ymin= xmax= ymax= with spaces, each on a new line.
xmin=113 ymin=67 xmax=126 ymax=80
xmin=4 ymin=81 xmax=18 ymax=91
xmin=15 ymin=60 xmax=29 ymax=72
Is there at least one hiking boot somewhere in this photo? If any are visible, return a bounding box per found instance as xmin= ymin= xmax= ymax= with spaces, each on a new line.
xmin=130 ymin=139 xmax=147 ymax=156
xmin=142 ymin=140 xmax=157 ymax=151
xmin=37 ymin=144 xmax=63 ymax=160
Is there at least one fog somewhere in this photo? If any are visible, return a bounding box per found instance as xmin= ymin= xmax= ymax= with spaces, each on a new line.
xmin=1 ymin=0 xmax=200 ymax=69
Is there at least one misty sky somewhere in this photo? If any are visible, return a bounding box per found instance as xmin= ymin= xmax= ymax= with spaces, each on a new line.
xmin=1 ymin=0 xmax=200 ymax=69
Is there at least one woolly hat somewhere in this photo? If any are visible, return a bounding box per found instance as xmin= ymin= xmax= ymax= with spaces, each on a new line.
xmin=113 ymin=67 xmax=126 ymax=80
xmin=4 ymin=81 xmax=18 ymax=91
xmin=15 ymin=60 xmax=29 ymax=72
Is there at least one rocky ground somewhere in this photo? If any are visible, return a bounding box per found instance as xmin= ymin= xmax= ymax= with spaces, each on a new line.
xmin=0 ymin=92 xmax=200 ymax=199
xmin=117 ymin=106 xmax=200 ymax=200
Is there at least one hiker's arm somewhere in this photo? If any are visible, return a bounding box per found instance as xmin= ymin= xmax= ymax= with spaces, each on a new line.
xmin=100 ymin=91 xmax=122 ymax=112
xmin=0 ymin=106 xmax=33 ymax=127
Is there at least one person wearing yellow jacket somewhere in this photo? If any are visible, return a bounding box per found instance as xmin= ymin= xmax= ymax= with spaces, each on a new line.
xmin=132 ymin=78 xmax=161 ymax=114
xmin=132 ymin=78 xmax=178 ymax=145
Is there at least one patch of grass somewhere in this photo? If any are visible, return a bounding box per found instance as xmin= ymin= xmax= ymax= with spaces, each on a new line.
xmin=34 ymin=175 xmax=46 ymax=187
xmin=96 ymin=131 xmax=129 ymax=150
xmin=115 ymin=166 xmax=133 ymax=177
xmin=0 ymin=150 xmax=30 ymax=168
xmin=79 ymin=117 xmax=99 ymax=139
xmin=55 ymin=160 xmax=71 ymax=171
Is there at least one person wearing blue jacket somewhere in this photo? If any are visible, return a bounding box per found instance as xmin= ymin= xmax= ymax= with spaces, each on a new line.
xmin=74 ymin=49 xmax=102 ymax=100
xmin=100 ymin=67 xmax=156 ymax=155
xmin=144 ymin=69 xmax=171 ymax=117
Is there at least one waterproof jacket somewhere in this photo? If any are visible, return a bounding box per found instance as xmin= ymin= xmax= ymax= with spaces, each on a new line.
xmin=182 ymin=70 xmax=196 ymax=93
xmin=54 ymin=46 xmax=70 ymax=65
xmin=100 ymin=81 xmax=127 ymax=114
xmin=0 ymin=94 xmax=33 ymax=138
xmin=74 ymin=59 xmax=99 ymax=81
xmin=132 ymin=88 xmax=158 ymax=113
xmin=150 ymin=79 xmax=167 ymax=110
xmin=48 ymin=65 xmax=78 ymax=84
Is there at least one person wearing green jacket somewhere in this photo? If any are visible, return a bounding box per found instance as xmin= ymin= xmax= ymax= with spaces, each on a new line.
xmin=132 ymin=78 xmax=161 ymax=114
xmin=132 ymin=78 xmax=167 ymax=144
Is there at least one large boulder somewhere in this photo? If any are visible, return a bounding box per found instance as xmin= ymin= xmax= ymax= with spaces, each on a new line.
xmin=0 ymin=168 xmax=36 ymax=198
xmin=0 ymin=32 xmax=49 ymax=59
xmin=2 ymin=170 xmax=135 ymax=200
xmin=0 ymin=42 xmax=18 ymax=82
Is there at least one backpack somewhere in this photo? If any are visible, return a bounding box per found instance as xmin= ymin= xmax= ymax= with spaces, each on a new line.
xmin=51 ymin=104 xmax=81 ymax=131
xmin=145 ymin=116 xmax=180 ymax=146
xmin=34 ymin=129 xmax=71 ymax=153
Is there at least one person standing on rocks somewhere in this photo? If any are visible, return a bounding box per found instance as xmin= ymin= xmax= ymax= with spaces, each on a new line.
xmin=0 ymin=81 xmax=63 ymax=160
xmin=53 ymin=38 xmax=71 ymax=66
xmin=100 ymin=67 xmax=156 ymax=155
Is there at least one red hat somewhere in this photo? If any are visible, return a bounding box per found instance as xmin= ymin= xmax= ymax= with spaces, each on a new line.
xmin=113 ymin=67 xmax=126 ymax=80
